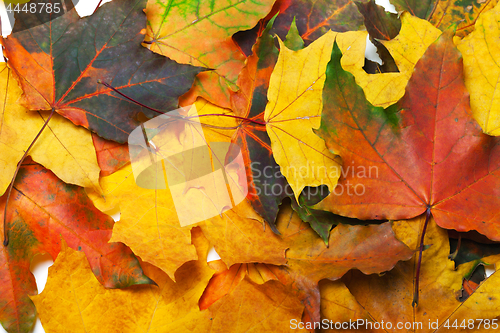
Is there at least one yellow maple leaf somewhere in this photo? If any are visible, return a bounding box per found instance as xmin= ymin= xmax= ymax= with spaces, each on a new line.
xmin=457 ymin=2 xmax=500 ymax=136
xmin=0 ymin=64 xmax=101 ymax=195
xmin=345 ymin=12 xmax=442 ymax=108
xmin=31 ymin=229 xmax=304 ymax=332
xmin=264 ymin=30 xmax=368 ymax=200
xmin=89 ymin=162 xmax=199 ymax=281
xmin=31 ymin=229 xmax=215 ymax=333
xmin=88 ymin=98 xmax=287 ymax=279
xmin=341 ymin=216 xmax=498 ymax=332
xmin=320 ymin=280 xmax=376 ymax=332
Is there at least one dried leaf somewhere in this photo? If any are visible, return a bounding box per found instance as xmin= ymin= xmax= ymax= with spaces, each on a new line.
xmin=279 ymin=205 xmax=412 ymax=322
xmin=88 ymin=99 xmax=287 ymax=279
xmin=457 ymin=2 xmax=500 ymax=135
xmin=0 ymin=64 xmax=101 ymax=195
xmin=31 ymin=228 xmax=215 ymax=333
xmin=342 ymin=217 xmax=496 ymax=332
xmin=344 ymin=13 xmax=442 ymax=108
xmin=143 ymin=0 xmax=275 ymax=108
xmin=317 ymin=30 xmax=500 ymax=240
xmin=265 ymin=30 xmax=370 ymax=200
xmin=0 ymin=161 xmax=152 ymax=333
xmin=32 ymin=229 xmax=305 ymax=333
xmin=88 ymin=162 xmax=198 ymax=280
xmin=230 ymin=15 xmax=288 ymax=232
xmin=2 ymin=0 xmax=203 ymax=143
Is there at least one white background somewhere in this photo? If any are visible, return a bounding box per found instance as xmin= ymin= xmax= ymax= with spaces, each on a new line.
xmin=3 ymin=1 xmax=465 ymax=333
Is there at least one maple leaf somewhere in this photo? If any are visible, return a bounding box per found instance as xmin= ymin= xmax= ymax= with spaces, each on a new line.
xmin=233 ymin=0 xmax=365 ymax=55
xmin=87 ymin=163 xmax=197 ymax=279
xmin=232 ymin=20 xmax=367 ymax=234
xmin=316 ymin=31 xmax=500 ymax=241
xmin=91 ymin=133 xmax=130 ymax=177
xmin=230 ymin=16 xmax=328 ymax=234
xmin=192 ymin=18 xmax=343 ymax=238
xmin=198 ymin=203 xmax=287 ymax=268
xmin=391 ymin=0 xmax=498 ymax=37
xmin=341 ymin=217 xmax=500 ymax=332
xmin=457 ymin=2 xmax=500 ymax=136
xmin=0 ymin=64 xmax=101 ymax=196
xmin=0 ymin=161 xmax=152 ymax=333
xmin=31 ymin=228 xmax=306 ymax=332
xmin=2 ymin=0 xmax=204 ymax=143
xmin=199 ymin=204 xmax=412 ymax=323
xmin=319 ymin=279 xmax=378 ymax=332
xmin=4 ymin=0 xmax=500 ymax=330
xmin=86 ymin=99 xmax=288 ymax=280
xmin=31 ymin=228 xmax=215 ymax=333
xmin=344 ymin=13 xmax=442 ymax=108
xmin=142 ymin=0 xmax=275 ymax=109
xmin=278 ymin=205 xmax=413 ymax=323
xmin=264 ymin=31 xmax=342 ymax=201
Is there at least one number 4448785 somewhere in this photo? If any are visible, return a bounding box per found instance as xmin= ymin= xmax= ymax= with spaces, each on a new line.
xmin=443 ymin=319 xmax=498 ymax=330
xmin=6 ymin=2 xmax=61 ymax=14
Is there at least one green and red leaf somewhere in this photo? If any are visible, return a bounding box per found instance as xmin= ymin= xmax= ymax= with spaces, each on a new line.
xmin=143 ymin=0 xmax=275 ymax=109
xmin=317 ymin=32 xmax=500 ymax=240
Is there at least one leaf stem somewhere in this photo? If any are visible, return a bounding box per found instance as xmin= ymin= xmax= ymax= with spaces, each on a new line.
xmin=412 ymin=207 xmax=431 ymax=307
xmin=98 ymin=80 xmax=165 ymax=115
xmin=190 ymin=113 xmax=266 ymax=126
xmin=98 ymin=80 xmax=267 ymax=125
xmin=93 ymin=0 xmax=104 ymax=15
xmin=3 ymin=108 xmax=56 ymax=246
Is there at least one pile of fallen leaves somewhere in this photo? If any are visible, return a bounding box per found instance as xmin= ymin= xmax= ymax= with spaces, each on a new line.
xmin=2 ymin=0 xmax=500 ymax=332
